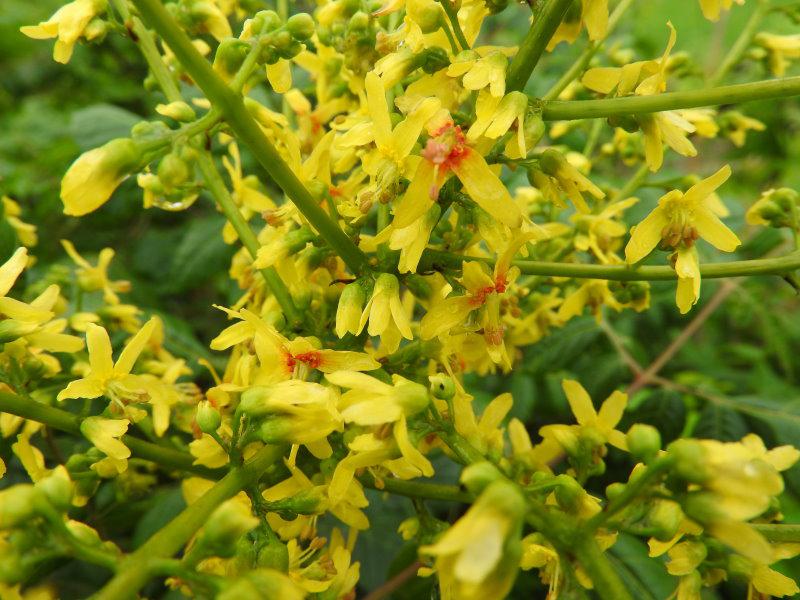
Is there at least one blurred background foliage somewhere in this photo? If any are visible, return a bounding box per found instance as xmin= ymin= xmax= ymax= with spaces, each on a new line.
xmin=2 ymin=0 xmax=800 ymax=597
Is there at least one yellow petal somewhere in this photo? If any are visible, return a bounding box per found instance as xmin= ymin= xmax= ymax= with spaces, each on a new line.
xmin=365 ymin=71 xmax=393 ymax=152
xmin=85 ymin=323 xmax=114 ymax=378
xmin=420 ymin=296 xmax=475 ymax=340
xmin=561 ymin=379 xmax=596 ymax=425
xmin=266 ymin=60 xmax=292 ymax=94
xmin=692 ymin=207 xmax=741 ymax=252
xmin=451 ymin=149 xmax=522 ymax=228
xmin=0 ymin=248 xmax=27 ymax=297
xmin=597 ymin=390 xmax=627 ymax=429
xmin=114 ymin=318 xmax=157 ymax=376
xmin=625 ymin=206 xmax=669 ymax=264
xmin=392 ymin=160 xmax=436 ymax=229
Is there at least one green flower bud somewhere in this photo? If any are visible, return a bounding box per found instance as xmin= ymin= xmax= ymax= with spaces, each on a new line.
xmin=0 ymin=486 xmax=44 ymax=529
xmin=257 ymin=537 xmax=290 ymax=571
xmin=648 ymin=500 xmax=683 ymax=542
xmin=35 ymin=466 xmax=74 ymax=511
xmin=419 ymin=46 xmax=449 ymax=74
xmin=460 ymin=461 xmax=504 ymax=495
xmin=429 ymin=374 xmax=455 ymax=400
xmin=196 ymin=400 xmax=222 ymax=434
xmin=626 ymin=424 xmax=662 ymax=463
xmin=407 ymin=0 xmax=442 ymax=34
xmin=198 ymin=500 xmax=260 ymax=558
xmin=667 ymin=439 xmax=709 ymax=484
xmin=606 ymin=482 xmax=626 ymax=500
xmin=259 ymin=10 xmax=283 ymax=32
xmin=213 ymin=38 xmax=250 ymax=81
xmin=158 ymin=152 xmax=191 ymax=189
xmin=553 ymin=474 xmax=585 ymax=512
xmin=286 ymin=13 xmax=315 ymax=40
xmin=335 ymin=280 xmax=366 ymax=338
xmin=682 ymin=491 xmax=719 ymax=524
xmin=348 ymin=11 xmax=370 ymax=33
xmin=524 ymin=111 xmax=545 ymax=148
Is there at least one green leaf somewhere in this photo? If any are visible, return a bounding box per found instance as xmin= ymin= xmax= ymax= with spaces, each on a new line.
xmin=608 ymin=534 xmax=675 ymax=600
xmin=693 ymin=402 xmax=749 ymax=441
xmin=165 ymin=214 xmax=234 ymax=293
xmin=69 ymin=104 xmax=142 ymax=151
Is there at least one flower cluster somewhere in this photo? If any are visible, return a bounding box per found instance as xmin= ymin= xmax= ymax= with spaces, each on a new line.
xmin=3 ymin=0 xmax=800 ymax=598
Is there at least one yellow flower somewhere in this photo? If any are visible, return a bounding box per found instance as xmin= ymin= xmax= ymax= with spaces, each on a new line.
xmin=61 ymin=138 xmax=143 ymax=216
xmin=80 ymin=416 xmax=130 ymax=473
xmin=1 ymin=197 xmax=37 ymax=248
xmin=392 ymin=117 xmax=522 ymax=229
xmin=362 ymin=205 xmax=441 ymax=274
xmin=539 ymin=379 xmax=628 ymax=453
xmin=326 ymin=370 xmax=429 ymax=425
xmin=754 ymin=32 xmax=800 ymax=77
xmin=421 ymin=480 xmax=526 ymax=600
xmin=625 ymin=165 xmax=740 ymax=313
xmin=699 ymin=0 xmax=744 ymax=21
xmin=719 ymin=111 xmax=765 ymax=147
xmin=57 ymin=318 xmax=157 ymax=404
xmin=534 ymin=148 xmax=605 ymax=213
xmin=358 ymin=274 xmax=413 ymax=354
xmin=61 ymin=240 xmax=130 ymax=305
xmin=211 ymin=308 xmax=380 ymax=380
xmin=571 ymin=197 xmax=638 ymax=263
xmin=20 ymin=0 xmax=107 ymax=64
xmin=467 ymin=90 xmax=530 ymax=159
xmin=335 ymin=281 xmax=367 ymax=338
xmin=239 ymin=380 xmax=343 ymax=459
xmin=557 ymin=279 xmax=623 ymax=322
xmin=447 ymin=49 xmax=509 ymax=98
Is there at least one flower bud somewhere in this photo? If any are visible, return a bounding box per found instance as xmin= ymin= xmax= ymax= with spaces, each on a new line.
xmin=626 ymin=424 xmax=661 ymax=463
xmin=197 ymin=500 xmax=260 ymax=558
xmin=158 ymin=152 xmax=192 ymax=189
xmin=155 ymin=101 xmax=196 ymax=122
xmin=196 ymin=400 xmax=222 ymax=434
xmin=647 ymin=500 xmax=683 ymax=542
xmin=460 ymin=461 xmax=504 ymax=495
xmin=213 ymin=38 xmax=250 ymax=81
xmin=257 ymin=537 xmax=290 ymax=571
xmin=429 ymin=374 xmax=455 ymax=400
xmin=407 ymin=0 xmax=442 ymax=34
xmin=0 ymin=485 xmax=44 ymax=529
xmin=286 ymin=13 xmax=315 ymax=40
xmin=419 ymin=46 xmax=449 ymax=73
xmin=35 ymin=466 xmax=74 ymax=511
xmin=523 ymin=111 xmax=545 ymax=148
xmin=667 ymin=439 xmax=709 ymax=484
xmin=553 ymin=474 xmax=585 ymax=512
xmin=335 ymin=281 xmax=366 ymax=338
xmin=61 ymin=138 xmax=144 ymax=216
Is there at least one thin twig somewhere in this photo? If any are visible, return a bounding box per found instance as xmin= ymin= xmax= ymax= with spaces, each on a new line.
xmin=363 ymin=561 xmax=423 ymax=600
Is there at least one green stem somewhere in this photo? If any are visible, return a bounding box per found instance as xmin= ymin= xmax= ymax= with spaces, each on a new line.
xmin=439 ymin=0 xmax=469 ymax=50
xmin=708 ymin=0 xmax=770 ymax=87
xmin=541 ymin=76 xmax=800 ymax=120
xmin=542 ymin=0 xmax=635 ymax=101
xmin=110 ymin=0 xmax=182 ymax=103
xmin=94 ymin=444 xmax=285 ymax=600
xmin=611 ymin=162 xmax=650 ymax=202
xmin=359 ymin=472 xmax=474 ymax=503
xmin=571 ymin=534 xmax=634 ymax=600
xmin=0 ymin=391 xmax=222 ymax=478
xmin=506 ymin=0 xmax=574 ymax=92
xmin=584 ymin=456 xmax=674 ymax=531
xmin=196 ymin=152 xmax=303 ymax=328
xmin=131 ymin=0 xmax=370 ymax=275
xmin=418 ymin=249 xmax=800 ymax=281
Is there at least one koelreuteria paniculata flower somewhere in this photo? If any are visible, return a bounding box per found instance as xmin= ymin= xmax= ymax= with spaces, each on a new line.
xmin=4 ymin=0 xmax=800 ymax=598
